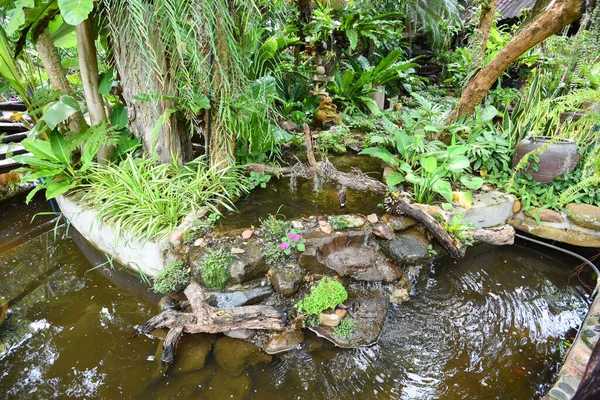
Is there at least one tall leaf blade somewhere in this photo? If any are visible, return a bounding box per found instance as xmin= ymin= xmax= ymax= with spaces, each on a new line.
xmin=57 ymin=0 xmax=93 ymax=25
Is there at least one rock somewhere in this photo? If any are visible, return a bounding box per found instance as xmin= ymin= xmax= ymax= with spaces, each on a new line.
xmin=316 ymin=66 xmax=326 ymax=75
xmin=264 ymin=330 xmax=304 ymax=355
xmin=566 ymin=203 xmax=600 ymax=230
xmin=158 ymin=295 xmax=178 ymax=311
xmin=280 ymin=120 xmax=297 ymax=132
xmin=367 ymin=213 xmax=378 ymax=224
xmin=510 ymin=216 xmax=600 ymax=248
xmin=328 ymin=215 xmax=365 ymax=230
xmin=269 ymin=267 xmax=303 ymax=297
xmin=310 ymin=288 xmax=389 ymax=348
xmin=225 ymin=329 xmax=256 ymax=341
xmin=380 ymin=227 xmax=432 ymax=265
xmin=205 ymin=370 xmax=252 ymax=400
xmin=513 ymin=199 xmax=522 ymax=213
xmin=169 ymin=227 xmax=185 ymax=247
xmin=318 ymin=219 xmax=328 ymax=226
xmin=319 ymin=309 xmax=347 ymax=327
xmin=241 ymin=230 xmax=253 ymax=240
xmin=320 ymin=225 xmax=332 ymax=234
xmin=382 ymin=166 xmax=395 ymax=181
xmin=170 ymin=334 xmax=216 ymax=374
xmin=382 ymin=214 xmax=417 ymax=232
xmin=325 ymin=247 xmax=376 ymax=275
xmin=524 ymin=208 xmax=564 ymax=223
xmin=291 ymin=220 xmax=304 ymax=230
xmin=213 ymin=337 xmax=271 ymax=376
xmin=372 ymin=222 xmax=395 ymax=240
xmin=390 ymin=278 xmax=411 ymax=304
xmin=414 ymin=204 xmax=443 ymax=218
xmin=205 ymin=285 xmax=273 ymax=308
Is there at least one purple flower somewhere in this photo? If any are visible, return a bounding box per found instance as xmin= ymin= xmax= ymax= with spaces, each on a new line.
xmin=293 ymin=234 xmax=301 ymax=243
xmin=287 ymin=233 xmax=294 ymax=239
xmin=280 ymin=242 xmax=290 ymax=250
xmin=250 ymin=181 xmax=255 ymax=187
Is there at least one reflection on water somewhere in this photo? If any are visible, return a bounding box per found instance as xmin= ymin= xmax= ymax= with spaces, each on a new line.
xmin=0 ymin=194 xmax=592 ymax=399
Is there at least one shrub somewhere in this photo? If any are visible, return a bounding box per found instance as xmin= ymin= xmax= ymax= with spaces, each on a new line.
xmin=295 ymin=278 xmax=348 ymax=316
xmin=333 ymin=317 xmax=356 ymax=339
xmin=153 ymin=261 xmax=189 ymax=294
xmin=198 ymin=247 xmax=232 ymax=289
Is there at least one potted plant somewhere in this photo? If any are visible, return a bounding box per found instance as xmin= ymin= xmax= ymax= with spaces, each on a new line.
xmin=513 ymin=136 xmax=579 ymax=183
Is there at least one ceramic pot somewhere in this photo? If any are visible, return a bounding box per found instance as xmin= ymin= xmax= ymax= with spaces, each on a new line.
xmin=513 ymin=136 xmax=579 ymax=183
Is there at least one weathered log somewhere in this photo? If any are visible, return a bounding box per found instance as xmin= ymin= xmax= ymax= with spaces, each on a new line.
xmin=466 ymin=225 xmax=515 ymax=246
xmin=138 ymin=283 xmax=285 ymax=363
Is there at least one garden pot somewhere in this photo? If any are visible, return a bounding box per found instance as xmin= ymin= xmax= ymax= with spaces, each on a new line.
xmin=513 ymin=136 xmax=579 ymax=183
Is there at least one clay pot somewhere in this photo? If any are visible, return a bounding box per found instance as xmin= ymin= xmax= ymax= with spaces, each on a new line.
xmin=513 ymin=136 xmax=579 ymax=183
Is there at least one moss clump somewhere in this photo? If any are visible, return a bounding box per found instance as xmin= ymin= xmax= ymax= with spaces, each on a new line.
xmin=295 ymin=278 xmax=348 ymax=316
xmin=259 ymin=214 xmax=290 ymax=266
xmin=153 ymin=261 xmax=189 ymax=294
xmin=333 ymin=317 xmax=356 ymax=339
xmin=199 ymin=247 xmax=232 ymax=289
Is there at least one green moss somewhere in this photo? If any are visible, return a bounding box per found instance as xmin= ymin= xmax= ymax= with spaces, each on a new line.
xmin=329 ymin=215 xmax=350 ymax=231
xmin=259 ymin=214 xmax=290 ymax=266
xmin=153 ymin=261 xmax=190 ymax=294
xmin=333 ymin=317 xmax=356 ymax=339
xmin=199 ymin=247 xmax=232 ymax=289
xmin=295 ymin=278 xmax=348 ymax=316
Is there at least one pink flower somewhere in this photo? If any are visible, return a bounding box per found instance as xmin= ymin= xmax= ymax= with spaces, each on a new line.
xmin=8 ymin=271 xmax=13 ymax=275
xmin=287 ymin=233 xmax=294 ymax=239
xmin=293 ymin=234 xmax=301 ymax=243
xmin=280 ymin=242 xmax=290 ymax=250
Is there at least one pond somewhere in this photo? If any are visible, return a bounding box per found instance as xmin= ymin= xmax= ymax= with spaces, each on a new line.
xmin=0 ymin=192 xmax=592 ymax=399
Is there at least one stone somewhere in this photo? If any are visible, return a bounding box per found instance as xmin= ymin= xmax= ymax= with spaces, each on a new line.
xmin=367 ymin=213 xmax=378 ymax=224
xmin=205 ymin=370 xmax=252 ymax=400
xmin=263 ymin=330 xmax=304 ymax=354
xmin=380 ymin=227 xmax=432 ymax=265
xmin=280 ymin=120 xmax=297 ymax=132
xmin=320 ymin=225 xmax=332 ymax=234
xmin=204 ymin=285 xmax=273 ymax=308
xmin=319 ymin=309 xmax=347 ymax=327
xmin=213 ymin=336 xmax=271 ymax=376
xmin=566 ymin=203 xmax=600 ymax=230
xmin=158 ymin=295 xmax=178 ymax=311
xmin=269 ymin=267 xmax=303 ymax=297
xmin=455 ymin=190 xmax=515 ymax=228
xmin=524 ymin=208 xmax=564 ymax=223
xmin=510 ymin=217 xmax=600 ymax=247
xmin=382 ymin=214 xmax=417 ymax=232
xmin=513 ymin=199 xmax=522 ymax=213
xmin=169 ymin=227 xmax=185 ymax=247
xmin=170 ymin=334 xmax=216 ymax=374
xmin=309 ymin=288 xmax=389 ymax=348
xmin=318 ymin=219 xmax=328 ymax=226
xmin=225 ymin=329 xmax=256 ymax=341
xmin=372 ymin=222 xmax=395 ymax=240
xmin=323 ymin=247 xmax=403 ymax=282
xmin=328 ymin=215 xmax=365 ymax=230
xmin=390 ymin=278 xmax=411 ymax=304
xmin=241 ymin=230 xmax=253 ymax=240
xmin=291 ymin=220 xmax=304 ymax=230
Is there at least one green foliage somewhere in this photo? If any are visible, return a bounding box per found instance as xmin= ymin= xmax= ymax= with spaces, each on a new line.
xmin=316 ymin=125 xmax=354 ymax=154
xmin=260 ymin=214 xmax=291 ymax=266
xmin=183 ymin=212 xmax=221 ymax=243
xmin=153 ymin=261 xmax=189 ymax=294
xmin=80 ymin=155 xmax=248 ymax=241
xmin=295 ymin=278 xmax=348 ymax=316
xmin=248 ymin=171 xmax=271 ymax=189
xmin=437 ymin=213 xmax=475 ymax=246
xmin=57 ymin=0 xmax=93 ymax=25
xmin=279 ymin=230 xmax=306 ymax=255
xmin=332 ymin=317 xmax=356 ymax=339
xmin=198 ymin=247 xmax=231 ymax=289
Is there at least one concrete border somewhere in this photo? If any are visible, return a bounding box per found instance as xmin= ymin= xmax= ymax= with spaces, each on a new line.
xmin=56 ymin=194 xmax=174 ymax=277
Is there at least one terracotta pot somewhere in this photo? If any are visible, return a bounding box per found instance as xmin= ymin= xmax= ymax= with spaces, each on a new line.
xmin=513 ymin=136 xmax=579 ymax=183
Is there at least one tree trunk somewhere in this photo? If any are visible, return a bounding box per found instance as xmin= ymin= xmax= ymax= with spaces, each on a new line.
xmin=446 ymin=0 xmax=584 ymax=123
xmin=76 ymin=19 xmax=113 ymax=163
xmin=36 ymin=28 xmax=87 ymax=132
xmin=471 ymin=0 xmax=498 ymax=70
xmin=107 ymin=5 xmax=193 ymax=165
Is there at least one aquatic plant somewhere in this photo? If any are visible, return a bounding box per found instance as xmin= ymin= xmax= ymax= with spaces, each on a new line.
xmin=153 ymin=261 xmax=189 ymax=294
xmin=295 ymin=278 xmax=348 ymax=316
xmin=198 ymin=247 xmax=232 ymax=289
xmin=333 ymin=317 xmax=356 ymax=339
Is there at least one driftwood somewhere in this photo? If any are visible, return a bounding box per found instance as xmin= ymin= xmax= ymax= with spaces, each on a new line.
xmin=138 ymin=283 xmax=285 ymax=363
xmin=249 ymin=125 xmax=515 ymax=261
xmin=466 ymin=225 xmax=515 ymax=246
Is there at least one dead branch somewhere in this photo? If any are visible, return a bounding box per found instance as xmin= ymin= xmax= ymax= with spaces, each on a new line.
xmin=138 ymin=283 xmax=285 ymax=363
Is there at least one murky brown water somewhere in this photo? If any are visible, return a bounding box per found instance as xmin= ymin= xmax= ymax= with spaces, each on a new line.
xmin=0 ymin=192 xmax=592 ymax=399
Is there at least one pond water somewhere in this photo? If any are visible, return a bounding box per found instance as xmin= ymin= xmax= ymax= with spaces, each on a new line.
xmin=0 ymin=193 xmax=593 ymax=399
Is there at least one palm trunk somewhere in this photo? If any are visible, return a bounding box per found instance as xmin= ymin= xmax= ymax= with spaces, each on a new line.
xmin=76 ymin=19 xmax=113 ymax=163
xmin=36 ymin=28 xmax=87 ymax=132
xmin=446 ymin=0 xmax=583 ymax=123
xmin=471 ymin=0 xmax=497 ymax=70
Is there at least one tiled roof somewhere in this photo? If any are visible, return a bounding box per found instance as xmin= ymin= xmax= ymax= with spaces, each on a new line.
xmin=497 ymin=0 xmax=537 ymax=19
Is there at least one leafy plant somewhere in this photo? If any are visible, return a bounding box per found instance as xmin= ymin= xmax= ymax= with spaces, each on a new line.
xmin=260 ymin=214 xmax=291 ymax=266
xmin=295 ymin=278 xmax=348 ymax=316
xmin=248 ymin=171 xmax=271 ymax=189
xmin=332 ymin=316 xmax=356 ymax=339
xmin=197 ymin=247 xmax=232 ymax=289
xmin=316 ymin=124 xmax=354 ymax=154
xmin=153 ymin=261 xmax=189 ymax=294
xmin=279 ymin=230 xmax=306 ymax=255
xmin=437 ymin=213 xmax=475 ymax=246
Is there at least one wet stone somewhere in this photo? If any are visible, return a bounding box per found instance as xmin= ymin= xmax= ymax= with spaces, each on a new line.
xmin=372 ymin=221 xmax=395 ymax=240
xmin=319 ymin=309 xmax=347 ymax=327
xmin=225 ymin=329 xmax=256 ymax=341
xmin=264 ymin=330 xmax=304 ymax=355
xmin=205 ymin=285 xmax=273 ymax=308
xmin=566 ymin=203 xmax=600 ymax=230
xmin=380 ymin=227 xmax=432 ymax=265
xmin=557 ymin=381 xmax=576 ymax=396
xmin=382 ymin=214 xmax=417 ymax=232
xmin=328 ymin=215 xmax=365 ymax=230
xmin=170 ymin=334 xmax=216 ymax=374
xmin=549 ymin=388 xmax=569 ymax=400
xmin=269 ymin=267 xmax=303 ymax=297
xmin=205 ymin=370 xmax=252 ymax=400
xmin=213 ymin=337 xmax=272 ymax=376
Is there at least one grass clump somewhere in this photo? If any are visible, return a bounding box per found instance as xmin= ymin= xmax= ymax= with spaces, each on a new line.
xmin=80 ymin=155 xmax=248 ymax=241
xmin=198 ymin=247 xmax=232 ymax=289
xmin=259 ymin=214 xmax=290 ymax=266
xmin=333 ymin=317 xmax=356 ymax=339
xmin=295 ymin=278 xmax=348 ymax=316
xmin=153 ymin=261 xmax=189 ymax=294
